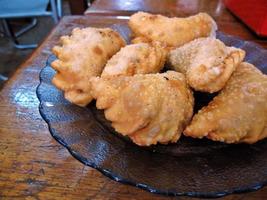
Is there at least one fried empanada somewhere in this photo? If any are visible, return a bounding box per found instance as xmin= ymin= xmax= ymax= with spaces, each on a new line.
xmin=91 ymin=71 xmax=194 ymax=146
xmin=101 ymin=42 xmax=167 ymax=77
xmin=129 ymin=12 xmax=217 ymax=47
xmin=131 ymin=36 xmax=152 ymax=44
xmin=184 ymin=62 xmax=267 ymax=144
xmin=51 ymin=27 xmax=126 ymax=106
xmin=168 ymin=38 xmax=245 ymax=92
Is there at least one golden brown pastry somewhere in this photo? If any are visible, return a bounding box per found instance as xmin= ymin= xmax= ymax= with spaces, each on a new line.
xmin=51 ymin=27 xmax=126 ymax=106
xmin=131 ymin=36 xmax=152 ymax=44
xmin=128 ymin=12 xmax=217 ymax=47
xmin=91 ymin=71 xmax=194 ymax=146
xmin=184 ymin=62 xmax=267 ymax=144
xmin=168 ymin=37 xmax=245 ymax=93
xmin=101 ymin=42 xmax=167 ymax=77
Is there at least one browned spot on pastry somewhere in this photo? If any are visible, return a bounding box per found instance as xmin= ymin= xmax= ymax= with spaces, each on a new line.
xmin=159 ymin=32 xmax=165 ymax=37
xmin=76 ymin=89 xmax=84 ymax=93
xmin=164 ymin=76 xmax=169 ymax=80
xmin=93 ymin=46 xmax=103 ymax=55
xmin=198 ymin=64 xmax=207 ymax=73
xmin=98 ymin=30 xmax=106 ymax=36
xmin=113 ymin=32 xmax=121 ymax=39
xmin=149 ymin=15 xmax=158 ymax=20
xmin=168 ymin=79 xmax=182 ymax=90
xmin=126 ymin=63 xmax=136 ymax=75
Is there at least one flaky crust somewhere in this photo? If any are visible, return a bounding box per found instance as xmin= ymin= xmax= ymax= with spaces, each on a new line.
xmin=101 ymin=42 xmax=167 ymax=77
xmin=51 ymin=27 xmax=126 ymax=106
xmin=131 ymin=36 xmax=152 ymax=44
xmin=184 ymin=62 xmax=267 ymax=144
xmin=91 ymin=71 xmax=194 ymax=146
xmin=168 ymin=38 xmax=245 ymax=92
xmin=129 ymin=12 xmax=217 ymax=47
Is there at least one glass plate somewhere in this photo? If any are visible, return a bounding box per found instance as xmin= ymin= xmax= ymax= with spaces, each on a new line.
xmin=36 ymin=26 xmax=267 ymax=198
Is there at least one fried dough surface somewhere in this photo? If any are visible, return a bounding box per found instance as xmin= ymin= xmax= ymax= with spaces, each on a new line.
xmin=91 ymin=71 xmax=194 ymax=146
xmin=52 ymin=27 xmax=126 ymax=106
xmin=101 ymin=42 xmax=167 ymax=77
xmin=129 ymin=12 xmax=217 ymax=47
xmin=168 ymin=38 xmax=245 ymax=92
xmin=184 ymin=62 xmax=267 ymax=144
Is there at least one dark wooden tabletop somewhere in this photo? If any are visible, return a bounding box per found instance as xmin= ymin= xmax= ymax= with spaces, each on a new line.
xmin=0 ymin=1 xmax=267 ymax=199
xmin=86 ymin=0 xmax=233 ymax=18
xmin=85 ymin=0 xmax=267 ymax=48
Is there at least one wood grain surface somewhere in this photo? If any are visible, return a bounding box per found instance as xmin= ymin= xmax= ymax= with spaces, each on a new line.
xmin=0 ymin=5 xmax=267 ymax=200
xmin=68 ymin=0 xmax=88 ymax=15
xmin=86 ymin=0 xmax=234 ymax=19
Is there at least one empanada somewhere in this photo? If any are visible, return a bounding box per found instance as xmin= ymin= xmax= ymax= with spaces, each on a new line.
xmin=129 ymin=12 xmax=217 ymax=47
xmin=51 ymin=27 xmax=126 ymax=106
xmin=91 ymin=71 xmax=194 ymax=146
xmin=101 ymin=42 xmax=167 ymax=77
xmin=184 ymin=62 xmax=267 ymax=144
xmin=168 ymin=38 xmax=245 ymax=92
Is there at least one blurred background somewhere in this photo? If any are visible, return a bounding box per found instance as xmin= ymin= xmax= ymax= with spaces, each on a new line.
xmin=0 ymin=0 xmax=94 ymax=88
xmin=0 ymin=0 xmax=74 ymax=88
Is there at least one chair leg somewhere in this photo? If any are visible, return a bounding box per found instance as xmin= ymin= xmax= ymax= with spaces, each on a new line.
xmin=1 ymin=19 xmax=37 ymax=49
xmin=2 ymin=19 xmax=19 ymax=43
xmin=50 ymin=0 xmax=59 ymax=24
xmin=15 ymin=18 xmax=37 ymax=38
xmin=56 ymin=0 xmax=62 ymax=18
xmin=0 ymin=74 xmax=8 ymax=81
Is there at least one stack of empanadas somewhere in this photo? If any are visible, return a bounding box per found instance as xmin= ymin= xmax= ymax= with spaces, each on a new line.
xmin=51 ymin=12 xmax=267 ymax=146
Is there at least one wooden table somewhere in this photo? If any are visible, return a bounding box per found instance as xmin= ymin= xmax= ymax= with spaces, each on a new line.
xmin=68 ymin=0 xmax=88 ymax=15
xmin=85 ymin=0 xmax=267 ymax=46
xmin=1 ymin=7 xmax=267 ymax=200
xmin=86 ymin=0 xmax=232 ymax=17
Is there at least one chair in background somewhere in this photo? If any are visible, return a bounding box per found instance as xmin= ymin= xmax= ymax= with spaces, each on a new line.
xmin=68 ymin=0 xmax=92 ymax=15
xmin=0 ymin=74 xmax=8 ymax=83
xmin=0 ymin=0 xmax=62 ymax=49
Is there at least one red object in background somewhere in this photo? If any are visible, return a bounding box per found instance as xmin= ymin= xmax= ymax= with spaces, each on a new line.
xmin=224 ymin=0 xmax=267 ymax=37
